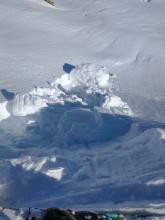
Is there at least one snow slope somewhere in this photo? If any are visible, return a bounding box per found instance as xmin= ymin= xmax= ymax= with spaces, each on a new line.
xmin=0 ymin=0 xmax=165 ymax=216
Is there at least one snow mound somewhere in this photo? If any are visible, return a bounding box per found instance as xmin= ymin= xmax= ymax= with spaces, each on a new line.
xmin=11 ymin=63 xmax=132 ymax=117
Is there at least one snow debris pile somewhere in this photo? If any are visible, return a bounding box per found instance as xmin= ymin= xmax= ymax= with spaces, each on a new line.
xmin=11 ymin=63 xmax=132 ymax=117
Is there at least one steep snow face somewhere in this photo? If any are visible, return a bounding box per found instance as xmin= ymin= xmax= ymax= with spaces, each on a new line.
xmin=11 ymin=63 xmax=132 ymax=117
xmin=12 ymin=93 xmax=47 ymax=116
xmin=0 ymin=102 xmax=10 ymax=122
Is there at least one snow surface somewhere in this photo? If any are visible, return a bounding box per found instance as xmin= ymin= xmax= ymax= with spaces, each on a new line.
xmin=0 ymin=0 xmax=165 ymax=218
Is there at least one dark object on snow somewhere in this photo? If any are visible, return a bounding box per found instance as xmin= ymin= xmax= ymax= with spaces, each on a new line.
xmin=44 ymin=0 xmax=54 ymax=6
xmin=74 ymin=211 xmax=98 ymax=220
xmin=63 ymin=63 xmax=75 ymax=73
xmin=42 ymin=208 xmax=76 ymax=220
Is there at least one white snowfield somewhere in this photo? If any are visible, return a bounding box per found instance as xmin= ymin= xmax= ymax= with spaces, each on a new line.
xmin=0 ymin=0 xmax=165 ymax=217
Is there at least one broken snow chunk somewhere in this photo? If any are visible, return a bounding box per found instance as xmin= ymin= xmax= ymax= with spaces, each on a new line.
xmin=102 ymin=95 xmax=132 ymax=116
